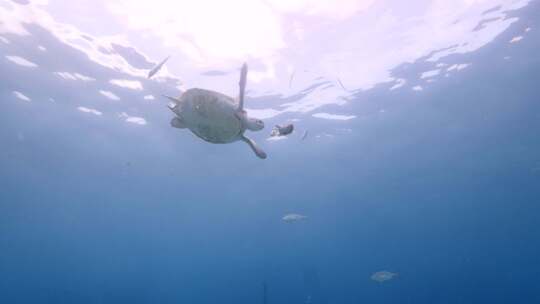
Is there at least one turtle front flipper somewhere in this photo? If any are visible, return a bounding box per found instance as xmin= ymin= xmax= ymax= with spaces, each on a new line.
xmin=241 ymin=135 xmax=267 ymax=159
xmin=237 ymin=63 xmax=247 ymax=111
xmin=163 ymin=94 xmax=181 ymax=104
xmin=164 ymin=95 xmax=181 ymax=114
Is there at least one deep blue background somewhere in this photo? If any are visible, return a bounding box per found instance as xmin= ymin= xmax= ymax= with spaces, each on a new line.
xmin=1 ymin=2 xmax=540 ymax=304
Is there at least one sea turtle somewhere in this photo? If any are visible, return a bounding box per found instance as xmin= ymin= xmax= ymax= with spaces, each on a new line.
xmin=165 ymin=63 xmax=267 ymax=159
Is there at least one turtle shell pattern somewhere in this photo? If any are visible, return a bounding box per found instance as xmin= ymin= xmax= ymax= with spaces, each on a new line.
xmin=177 ymin=88 xmax=243 ymax=143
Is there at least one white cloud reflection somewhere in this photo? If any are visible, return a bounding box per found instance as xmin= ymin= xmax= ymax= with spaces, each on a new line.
xmin=421 ymin=69 xmax=441 ymax=79
xmin=55 ymin=72 xmax=95 ymax=81
xmin=5 ymin=55 xmax=38 ymax=68
xmin=510 ymin=36 xmax=523 ymax=43
xmin=109 ymin=79 xmax=143 ymax=90
xmin=312 ymin=113 xmax=356 ymax=121
xmin=77 ymin=106 xmax=102 ymax=116
xmin=119 ymin=112 xmax=147 ymax=125
xmin=13 ymin=91 xmax=31 ymax=102
xmin=447 ymin=63 xmax=470 ymax=72
xmin=99 ymin=90 xmax=120 ymax=100
xmin=390 ymin=78 xmax=406 ymax=91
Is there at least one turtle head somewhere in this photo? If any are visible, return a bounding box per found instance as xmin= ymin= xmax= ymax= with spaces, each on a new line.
xmin=245 ymin=117 xmax=265 ymax=131
xmin=237 ymin=111 xmax=264 ymax=131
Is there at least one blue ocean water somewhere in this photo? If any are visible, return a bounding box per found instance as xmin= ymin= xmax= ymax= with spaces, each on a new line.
xmin=1 ymin=1 xmax=540 ymax=303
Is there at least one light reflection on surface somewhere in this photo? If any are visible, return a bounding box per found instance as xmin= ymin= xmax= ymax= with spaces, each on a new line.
xmin=0 ymin=0 xmax=533 ymax=121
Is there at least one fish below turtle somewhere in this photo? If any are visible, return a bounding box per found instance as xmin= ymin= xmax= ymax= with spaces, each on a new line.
xmin=165 ymin=63 xmax=267 ymax=159
xmin=282 ymin=213 xmax=307 ymax=222
xmin=370 ymin=271 xmax=398 ymax=283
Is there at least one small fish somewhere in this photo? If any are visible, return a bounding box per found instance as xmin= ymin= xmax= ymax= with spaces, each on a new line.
xmin=337 ymin=78 xmax=349 ymax=92
xmin=263 ymin=281 xmax=268 ymax=304
xmin=148 ymin=55 xmax=170 ymax=79
xmin=370 ymin=271 xmax=398 ymax=283
xmin=282 ymin=213 xmax=307 ymax=222
xmin=301 ymin=130 xmax=309 ymax=140
xmin=289 ymin=70 xmax=296 ymax=88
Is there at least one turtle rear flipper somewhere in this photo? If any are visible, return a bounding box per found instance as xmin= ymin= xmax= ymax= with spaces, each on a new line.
xmin=242 ymin=135 xmax=266 ymax=159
